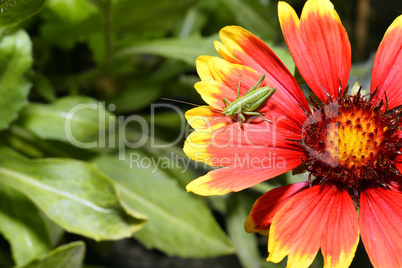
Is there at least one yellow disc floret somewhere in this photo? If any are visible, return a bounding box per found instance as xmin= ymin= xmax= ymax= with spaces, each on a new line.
xmin=327 ymin=109 xmax=384 ymax=169
xmin=301 ymin=92 xmax=401 ymax=189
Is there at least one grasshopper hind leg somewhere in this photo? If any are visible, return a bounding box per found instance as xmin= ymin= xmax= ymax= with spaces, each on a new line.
xmin=243 ymin=111 xmax=271 ymax=123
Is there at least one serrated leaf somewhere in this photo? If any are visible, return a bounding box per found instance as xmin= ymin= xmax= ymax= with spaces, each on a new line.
xmin=0 ymin=30 xmax=32 ymax=130
xmin=92 ymin=150 xmax=234 ymax=257
xmin=17 ymin=96 xmax=116 ymax=148
xmin=0 ymin=147 xmax=145 ymax=241
xmin=18 ymin=241 xmax=85 ymax=268
xmin=0 ymin=181 xmax=52 ymax=266
xmin=115 ymin=34 xmax=219 ymax=66
xmin=0 ymin=0 xmax=45 ymax=26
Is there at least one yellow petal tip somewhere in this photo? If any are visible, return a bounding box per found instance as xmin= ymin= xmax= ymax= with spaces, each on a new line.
xmin=186 ymin=173 xmax=228 ymax=196
xmin=278 ymin=1 xmax=299 ymax=27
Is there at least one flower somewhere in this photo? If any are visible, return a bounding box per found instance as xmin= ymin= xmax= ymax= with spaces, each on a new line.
xmin=184 ymin=0 xmax=402 ymax=267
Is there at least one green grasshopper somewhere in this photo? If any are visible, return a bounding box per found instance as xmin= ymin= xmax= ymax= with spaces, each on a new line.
xmin=222 ymin=74 xmax=276 ymax=128
xmin=162 ymin=74 xmax=275 ymax=129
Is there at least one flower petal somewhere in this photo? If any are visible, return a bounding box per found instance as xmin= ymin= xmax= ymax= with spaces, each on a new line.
xmin=196 ymin=56 xmax=216 ymax=81
xmin=244 ymin=182 xmax=309 ymax=235
xmin=185 ymin=158 xmax=302 ymax=196
xmin=320 ymin=186 xmax=359 ymax=268
xmin=184 ymin=107 xmax=307 ymax=196
xmin=185 ymin=106 xmax=229 ymax=130
xmin=195 ymin=57 xmax=270 ymax=110
xmin=268 ymin=183 xmax=358 ymax=268
xmin=195 ymin=56 xmax=309 ymax=128
xmin=184 ymin=120 xmax=305 ymax=167
xmin=217 ymin=26 xmax=310 ymax=113
xmin=370 ymin=15 xmax=402 ymax=110
xmin=214 ymin=40 xmax=241 ymax=65
xmin=278 ymin=0 xmax=351 ymax=102
xmin=194 ymin=80 xmax=235 ymax=110
xmin=359 ymin=186 xmax=402 ymax=268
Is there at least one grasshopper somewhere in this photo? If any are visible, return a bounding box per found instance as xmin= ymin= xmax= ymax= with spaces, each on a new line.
xmin=161 ymin=74 xmax=275 ymax=129
xmin=222 ymin=74 xmax=276 ymax=128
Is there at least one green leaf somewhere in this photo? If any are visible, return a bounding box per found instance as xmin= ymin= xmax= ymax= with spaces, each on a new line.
xmin=32 ymin=73 xmax=56 ymax=102
xmin=2 ymin=125 xmax=98 ymax=159
xmin=39 ymin=0 xmax=198 ymax=46
xmin=115 ymin=34 xmax=219 ymax=66
xmin=0 ymin=0 xmax=45 ymax=26
xmin=40 ymin=211 xmax=65 ymax=247
xmin=103 ymin=75 xmax=162 ymax=113
xmin=0 ymin=181 xmax=52 ymax=266
xmin=17 ymin=96 xmax=116 ymax=148
xmin=143 ymin=148 xmax=196 ymax=189
xmin=0 ymin=147 xmax=145 ymax=241
xmin=110 ymin=0 xmax=198 ymax=34
xmin=46 ymin=0 xmax=97 ymax=23
xmin=19 ymin=241 xmax=85 ymax=268
xmin=92 ymin=150 xmax=234 ymax=257
xmin=0 ymin=30 xmax=32 ymax=130
xmin=226 ymin=195 xmax=261 ymax=268
xmin=173 ymin=6 xmax=208 ymax=38
xmin=221 ymin=0 xmax=277 ymax=40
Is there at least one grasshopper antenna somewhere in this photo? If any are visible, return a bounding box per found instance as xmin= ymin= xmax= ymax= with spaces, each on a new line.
xmin=161 ymin=98 xmax=223 ymax=114
xmin=161 ymin=98 xmax=201 ymax=107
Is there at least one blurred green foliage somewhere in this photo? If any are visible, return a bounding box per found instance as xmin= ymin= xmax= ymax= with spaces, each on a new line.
xmin=0 ymin=0 xmax=399 ymax=267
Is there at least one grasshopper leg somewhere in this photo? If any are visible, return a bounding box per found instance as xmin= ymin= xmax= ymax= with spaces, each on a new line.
xmin=243 ymin=111 xmax=271 ymax=123
xmin=237 ymin=113 xmax=246 ymax=129
xmin=222 ymin=97 xmax=231 ymax=108
xmin=236 ymin=76 xmax=242 ymax=99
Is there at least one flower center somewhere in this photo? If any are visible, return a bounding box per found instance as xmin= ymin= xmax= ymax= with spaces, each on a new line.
xmin=301 ymin=92 xmax=401 ymax=190
xmin=327 ymin=109 xmax=383 ymax=168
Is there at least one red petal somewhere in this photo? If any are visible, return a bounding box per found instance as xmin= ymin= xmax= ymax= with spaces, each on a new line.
xmin=217 ymin=26 xmax=310 ymax=119
xmin=278 ymin=0 xmax=351 ymax=103
xmin=245 ymin=182 xmax=309 ymax=235
xmin=359 ymin=186 xmax=402 ymax=268
xmin=184 ymin=109 xmax=306 ymax=195
xmin=195 ymin=55 xmax=309 ymax=128
xmin=320 ymin=186 xmax=359 ymax=268
xmin=184 ymin=120 xmax=305 ymax=167
xmin=370 ymin=15 xmax=402 ymax=110
xmin=185 ymin=157 xmax=302 ymax=196
xmin=268 ymin=183 xmax=358 ymax=267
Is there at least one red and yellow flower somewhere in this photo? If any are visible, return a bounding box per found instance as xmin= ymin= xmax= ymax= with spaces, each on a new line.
xmin=184 ymin=0 xmax=401 ymax=267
